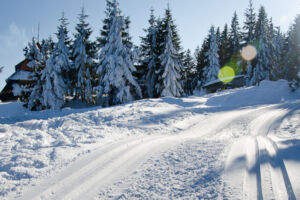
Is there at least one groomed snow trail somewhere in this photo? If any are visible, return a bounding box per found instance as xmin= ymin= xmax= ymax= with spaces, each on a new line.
xmin=224 ymin=102 xmax=300 ymax=200
xmin=16 ymin=106 xmax=263 ymax=200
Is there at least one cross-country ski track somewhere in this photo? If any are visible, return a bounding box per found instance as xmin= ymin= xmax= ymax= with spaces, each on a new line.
xmin=10 ymin=101 xmax=299 ymax=200
xmin=224 ymin=102 xmax=300 ymax=200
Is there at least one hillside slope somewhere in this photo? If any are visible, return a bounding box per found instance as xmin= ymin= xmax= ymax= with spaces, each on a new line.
xmin=0 ymin=80 xmax=299 ymax=199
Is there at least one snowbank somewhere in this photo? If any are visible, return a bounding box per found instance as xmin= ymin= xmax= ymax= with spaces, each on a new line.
xmin=206 ymin=80 xmax=298 ymax=108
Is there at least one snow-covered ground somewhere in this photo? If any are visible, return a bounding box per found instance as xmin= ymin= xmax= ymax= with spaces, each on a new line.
xmin=0 ymin=80 xmax=300 ymax=199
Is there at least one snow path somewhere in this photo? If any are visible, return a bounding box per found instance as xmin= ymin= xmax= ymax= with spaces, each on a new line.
xmin=1 ymin=81 xmax=300 ymax=199
xmin=224 ymin=102 xmax=300 ymax=200
xmin=15 ymin=106 xmax=263 ymax=200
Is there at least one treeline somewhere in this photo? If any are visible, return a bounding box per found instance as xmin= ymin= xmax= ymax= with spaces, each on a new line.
xmin=14 ymin=0 xmax=300 ymax=110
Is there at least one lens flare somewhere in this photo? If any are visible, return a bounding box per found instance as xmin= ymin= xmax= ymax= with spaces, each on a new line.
xmin=241 ymin=45 xmax=257 ymax=61
xmin=218 ymin=66 xmax=235 ymax=83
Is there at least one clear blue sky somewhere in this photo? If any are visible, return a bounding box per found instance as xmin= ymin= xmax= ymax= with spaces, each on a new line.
xmin=0 ymin=0 xmax=299 ymax=91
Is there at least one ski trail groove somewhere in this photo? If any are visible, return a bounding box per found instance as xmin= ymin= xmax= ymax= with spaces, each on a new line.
xmin=226 ymin=102 xmax=300 ymax=200
xmin=262 ymin=137 xmax=296 ymax=200
xmin=18 ymin=107 xmax=262 ymax=200
xmin=243 ymin=137 xmax=263 ymax=200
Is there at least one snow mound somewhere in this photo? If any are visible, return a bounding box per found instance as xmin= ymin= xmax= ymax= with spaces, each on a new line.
xmin=206 ymin=80 xmax=294 ymax=108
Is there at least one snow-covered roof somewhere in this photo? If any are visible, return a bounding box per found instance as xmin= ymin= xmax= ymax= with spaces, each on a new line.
xmin=203 ymin=75 xmax=245 ymax=87
xmin=7 ymin=70 xmax=35 ymax=81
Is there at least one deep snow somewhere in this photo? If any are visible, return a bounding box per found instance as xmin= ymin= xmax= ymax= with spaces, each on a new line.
xmin=0 ymin=80 xmax=299 ymax=199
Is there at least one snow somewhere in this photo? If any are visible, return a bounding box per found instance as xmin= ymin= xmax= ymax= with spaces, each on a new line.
xmin=0 ymin=80 xmax=300 ymax=199
xmin=203 ymin=74 xmax=244 ymax=87
xmin=8 ymin=71 xmax=35 ymax=81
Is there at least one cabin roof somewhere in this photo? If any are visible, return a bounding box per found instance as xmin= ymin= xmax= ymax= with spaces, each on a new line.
xmin=203 ymin=75 xmax=245 ymax=88
xmin=7 ymin=70 xmax=35 ymax=81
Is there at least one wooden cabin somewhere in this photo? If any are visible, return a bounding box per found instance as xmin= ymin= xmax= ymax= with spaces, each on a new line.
xmin=0 ymin=59 xmax=35 ymax=102
xmin=203 ymin=75 xmax=246 ymax=93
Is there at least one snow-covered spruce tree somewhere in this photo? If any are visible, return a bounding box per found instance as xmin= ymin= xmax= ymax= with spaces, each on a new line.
xmin=285 ymin=15 xmax=300 ymax=82
xmin=23 ymin=38 xmax=44 ymax=110
xmin=203 ymin=26 xmax=220 ymax=84
xmin=96 ymin=1 xmax=142 ymax=106
xmin=219 ymin=24 xmax=231 ymax=67
xmin=55 ymin=12 xmax=72 ymax=95
xmin=250 ymin=6 xmax=272 ymax=85
xmin=41 ymin=12 xmax=71 ymax=110
xmin=270 ymin=27 xmax=286 ymax=80
xmin=243 ymin=0 xmax=256 ymax=44
xmin=243 ymin=0 xmax=256 ymax=85
xmin=155 ymin=5 xmax=184 ymax=97
xmin=229 ymin=12 xmax=242 ymax=53
xmin=42 ymin=57 xmax=67 ymax=110
xmin=194 ymin=36 xmax=210 ymax=90
xmin=72 ymin=7 xmax=96 ymax=103
xmin=183 ymin=49 xmax=197 ymax=95
xmin=140 ymin=8 xmax=160 ymax=98
xmin=159 ymin=21 xmax=184 ymax=97
xmin=97 ymin=0 xmax=132 ymax=50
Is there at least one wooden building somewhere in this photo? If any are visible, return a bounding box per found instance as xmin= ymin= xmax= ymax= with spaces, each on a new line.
xmin=0 ymin=59 xmax=35 ymax=102
xmin=203 ymin=75 xmax=246 ymax=93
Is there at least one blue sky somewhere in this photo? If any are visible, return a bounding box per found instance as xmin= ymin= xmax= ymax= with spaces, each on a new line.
xmin=0 ymin=0 xmax=299 ymax=91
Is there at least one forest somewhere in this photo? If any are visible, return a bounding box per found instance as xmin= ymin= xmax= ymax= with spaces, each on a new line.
xmin=9 ymin=0 xmax=300 ymax=110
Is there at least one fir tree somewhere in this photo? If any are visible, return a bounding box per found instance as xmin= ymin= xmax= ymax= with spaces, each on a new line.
xmin=219 ymin=24 xmax=231 ymax=67
xmin=183 ymin=49 xmax=196 ymax=95
xmin=41 ymin=12 xmax=71 ymax=110
xmin=96 ymin=1 xmax=142 ymax=106
xmin=243 ymin=0 xmax=256 ymax=44
xmin=203 ymin=26 xmax=220 ymax=84
xmin=250 ymin=6 xmax=272 ymax=85
xmin=140 ymin=8 xmax=160 ymax=98
xmin=270 ymin=27 xmax=286 ymax=80
xmin=22 ymin=38 xmax=44 ymax=109
xmin=42 ymin=57 xmax=66 ymax=110
xmin=285 ymin=15 xmax=300 ymax=82
xmin=194 ymin=36 xmax=210 ymax=89
xmin=72 ymin=7 xmax=96 ymax=102
xmin=98 ymin=0 xmax=132 ymax=50
xmin=229 ymin=12 xmax=242 ymax=53
xmin=56 ymin=12 xmax=72 ymax=94
xmin=159 ymin=21 xmax=184 ymax=97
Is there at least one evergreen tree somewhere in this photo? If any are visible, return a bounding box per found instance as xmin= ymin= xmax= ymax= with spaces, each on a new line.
xmin=155 ymin=5 xmax=184 ymax=97
xmin=243 ymin=0 xmax=257 ymax=85
xmin=285 ymin=15 xmax=300 ymax=82
xmin=229 ymin=12 xmax=242 ymax=53
xmin=159 ymin=21 xmax=184 ymax=97
xmin=21 ymin=38 xmax=43 ymax=109
xmin=243 ymin=0 xmax=256 ymax=44
xmin=250 ymin=6 xmax=272 ymax=85
xmin=96 ymin=1 xmax=142 ymax=106
xmin=97 ymin=0 xmax=132 ymax=50
xmin=140 ymin=8 xmax=160 ymax=98
xmin=183 ymin=49 xmax=197 ymax=95
xmin=203 ymin=26 xmax=220 ymax=84
xmin=159 ymin=6 xmax=183 ymax=54
xmin=195 ymin=36 xmax=210 ymax=89
xmin=42 ymin=56 xmax=67 ymax=110
xmin=270 ymin=27 xmax=286 ymax=80
xmin=219 ymin=24 xmax=231 ymax=67
xmin=41 ymin=12 xmax=71 ymax=110
xmin=72 ymin=7 xmax=96 ymax=102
